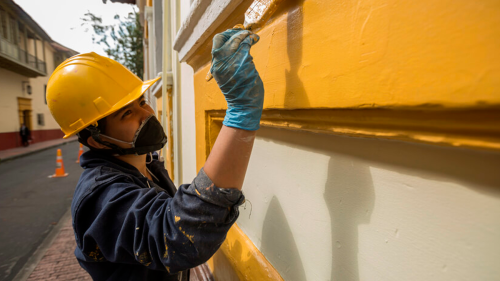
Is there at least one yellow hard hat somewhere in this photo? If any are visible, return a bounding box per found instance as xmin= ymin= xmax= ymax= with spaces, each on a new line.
xmin=47 ymin=52 xmax=161 ymax=139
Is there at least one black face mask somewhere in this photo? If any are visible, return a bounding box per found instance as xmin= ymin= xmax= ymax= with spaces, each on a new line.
xmin=88 ymin=115 xmax=167 ymax=155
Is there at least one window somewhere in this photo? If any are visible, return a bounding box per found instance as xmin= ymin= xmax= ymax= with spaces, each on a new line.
xmin=0 ymin=9 xmax=8 ymax=39
xmin=37 ymin=113 xmax=44 ymax=126
xmin=17 ymin=25 xmax=22 ymax=45
xmin=9 ymin=17 xmax=17 ymax=44
xmin=54 ymin=54 xmax=65 ymax=69
xmin=44 ymin=85 xmax=47 ymax=104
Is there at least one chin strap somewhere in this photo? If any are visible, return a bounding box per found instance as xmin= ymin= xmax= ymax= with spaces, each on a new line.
xmin=86 ymin=126 xmax=127 ymax=155
xmin=85 ymin=126 xmax=164 ymax=156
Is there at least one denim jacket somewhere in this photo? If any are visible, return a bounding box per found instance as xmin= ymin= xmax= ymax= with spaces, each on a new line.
xmin=72 ymin=150 xmax=244 ymax=281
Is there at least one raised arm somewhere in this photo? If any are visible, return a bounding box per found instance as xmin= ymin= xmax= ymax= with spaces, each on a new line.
xmin=203 ymin=28 xmax=264 ymax=190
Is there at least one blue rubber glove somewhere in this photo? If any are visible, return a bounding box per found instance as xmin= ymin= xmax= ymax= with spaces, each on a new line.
xmin=210 ymin=28 xmax=264 ymax=131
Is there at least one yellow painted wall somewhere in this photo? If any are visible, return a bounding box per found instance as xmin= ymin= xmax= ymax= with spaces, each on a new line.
xmin=194 ymin=0 xmax=500 ymax=108
xmin=191 ymin=0 xmax=500 ymax=170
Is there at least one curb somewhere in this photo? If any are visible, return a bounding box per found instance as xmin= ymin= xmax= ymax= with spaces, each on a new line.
xmin=11 ymin=208 xmax=73 ymax=281
xmin=0 ymin=139 xmax=78 ymax=164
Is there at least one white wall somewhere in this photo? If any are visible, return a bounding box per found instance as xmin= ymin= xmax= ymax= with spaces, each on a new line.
xmin=238 ymin=127 xmax=500 ymax=281
xmin=178 ymin=0 xmax=197 ymax=184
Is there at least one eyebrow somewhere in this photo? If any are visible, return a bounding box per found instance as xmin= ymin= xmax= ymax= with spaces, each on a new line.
xmin=111 ymin=95 xmax=145 ymax=119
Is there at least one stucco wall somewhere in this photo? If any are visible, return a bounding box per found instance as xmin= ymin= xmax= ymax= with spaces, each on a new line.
xmin=0 ymin=68 xmax=26 ymax=133
xmin=178 ymin=0 xmax=198 ymax=183
xmin=175 ymin=0 xmax=500 ymax=278
xmin=237 ymin=127 xmax=500 ymax=281
xmin=179 ymin=62 xmax=197 ymax=183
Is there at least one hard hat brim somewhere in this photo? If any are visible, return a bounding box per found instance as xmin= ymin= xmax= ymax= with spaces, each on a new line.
xmin=62 ymin=75 xmax=162 ymax=139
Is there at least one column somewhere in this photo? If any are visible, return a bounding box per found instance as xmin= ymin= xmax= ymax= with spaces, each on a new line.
xmin=42 ymin=39 xmax=46 ymax=72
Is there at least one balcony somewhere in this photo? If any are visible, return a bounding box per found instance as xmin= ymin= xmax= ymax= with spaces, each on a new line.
xmin=0 ymin=36 xmax=46 ymax=77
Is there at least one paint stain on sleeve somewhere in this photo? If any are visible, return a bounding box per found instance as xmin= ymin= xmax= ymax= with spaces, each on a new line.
xmin=88 ymin=244 xmax=105 ymax=262
xmin=174 ymin=216 xmax=181 ymax=223
xmin=163 ymin=233 xmax=169 ymax=259
xmin=178 ymin=226 xmax=195 ymax=243
xmin=137 ymin=251 xmax=152 ymax=267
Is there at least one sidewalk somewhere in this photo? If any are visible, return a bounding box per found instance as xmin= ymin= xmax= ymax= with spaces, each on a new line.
xmin=24 ymin=216 xmax=90 ymax=281
xmin=0 ymin=136 xmax=78 ymax=163
xmin=20 ymin=216 xmax=210 ymax=281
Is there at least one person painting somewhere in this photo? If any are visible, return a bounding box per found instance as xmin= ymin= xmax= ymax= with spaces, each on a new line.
xmin=46 ymin=28 xmax=263 ymax=281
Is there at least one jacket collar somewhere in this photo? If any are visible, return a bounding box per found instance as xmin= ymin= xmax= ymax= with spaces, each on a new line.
xmin=80 ymin=150 xmax=143 ymax=178
xmin=80 ymin=150 xmax=177 ymax=196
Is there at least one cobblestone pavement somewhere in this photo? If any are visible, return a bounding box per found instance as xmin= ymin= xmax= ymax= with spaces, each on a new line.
xmin=23 ymin=217 xmax=213 ymax=281
xmin=25 ymin=218 xmax=90 ymax=281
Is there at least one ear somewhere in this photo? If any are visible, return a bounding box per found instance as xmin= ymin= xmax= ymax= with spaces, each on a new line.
xmin=87 ymin=136 xmax=110 ymax=150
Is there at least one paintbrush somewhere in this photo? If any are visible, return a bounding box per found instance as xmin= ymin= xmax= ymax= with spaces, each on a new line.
xmin=206 ymin=0 xmax=285 ymax=81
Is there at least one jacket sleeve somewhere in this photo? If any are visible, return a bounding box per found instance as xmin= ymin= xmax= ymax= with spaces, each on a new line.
xmin=73 ymin=168 xmax=244 ymax=274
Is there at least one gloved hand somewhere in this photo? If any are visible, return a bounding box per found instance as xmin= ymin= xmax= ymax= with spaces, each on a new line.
xmin=210 ymin=28 xmax=264 ymax=131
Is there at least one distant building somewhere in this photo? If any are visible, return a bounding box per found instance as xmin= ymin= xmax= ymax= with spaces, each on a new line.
xmin=0 ymin=0 xmax=77 ymax=151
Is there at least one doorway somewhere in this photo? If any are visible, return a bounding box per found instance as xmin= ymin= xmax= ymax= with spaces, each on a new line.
xmin=17 ymin=97 xmax=32 ymax=129
xmin=17 ymin=97 xmax=32 ymax=146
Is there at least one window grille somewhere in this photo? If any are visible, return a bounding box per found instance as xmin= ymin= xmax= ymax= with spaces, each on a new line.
xmin=9 ymin=16 xmax=17 ymax=44
xmin=0 ymin=9 xmax=8 ymax=39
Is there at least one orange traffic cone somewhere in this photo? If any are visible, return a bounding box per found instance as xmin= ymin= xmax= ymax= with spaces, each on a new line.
xmin=76 ymin=143 xmax=84 ymax=163
xmin=49 ymin=149 xmax=68 ymax=178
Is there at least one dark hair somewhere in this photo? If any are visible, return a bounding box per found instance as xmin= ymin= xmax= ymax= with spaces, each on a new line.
xmin=77 ymin=118 xmax=107 ymax=149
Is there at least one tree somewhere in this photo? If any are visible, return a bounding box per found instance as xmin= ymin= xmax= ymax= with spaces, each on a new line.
xmin=82 ymin=10 xmax=144 ymax=78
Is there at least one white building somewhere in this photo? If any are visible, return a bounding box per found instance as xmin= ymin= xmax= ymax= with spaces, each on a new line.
xmin=0 ymin=0 xmax=77 ymax=151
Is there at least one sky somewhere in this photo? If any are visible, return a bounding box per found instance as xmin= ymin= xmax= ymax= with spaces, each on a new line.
xmin=14 ymin=0 xmax=136 ymax=56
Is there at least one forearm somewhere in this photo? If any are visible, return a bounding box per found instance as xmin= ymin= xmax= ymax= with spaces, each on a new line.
xmin=204 ymin=28 xmax=263 ymax=190
xmin=203 ymin=125 xmax=256 ymax=190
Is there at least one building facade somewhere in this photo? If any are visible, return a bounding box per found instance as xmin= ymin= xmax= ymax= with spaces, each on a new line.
xmin=124 ymin=0 xmax=500 ymax=280
xmin=0 ymin=0 xmax=77 ymax=151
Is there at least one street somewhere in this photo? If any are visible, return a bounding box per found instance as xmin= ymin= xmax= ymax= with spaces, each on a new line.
xmin=0 ymin=141 xmax=82 ymax=281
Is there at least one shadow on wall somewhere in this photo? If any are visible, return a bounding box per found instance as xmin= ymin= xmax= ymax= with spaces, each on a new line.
xmin=260 ymin=127 xmax=500 ymax=200
xmin=283 ymin=0 xmax=310 ymax=108
xmin=261 ymin=196 xmax=307 ymax=281
xmin=324 ymin=157 xmax=375 ymax=281
xmin=253 ymin=126 xmax=500 ymax=280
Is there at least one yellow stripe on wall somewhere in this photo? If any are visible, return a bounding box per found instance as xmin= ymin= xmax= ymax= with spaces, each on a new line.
xmin=209 ymin=224 xmax=283 ymax=281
